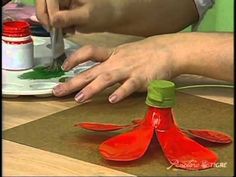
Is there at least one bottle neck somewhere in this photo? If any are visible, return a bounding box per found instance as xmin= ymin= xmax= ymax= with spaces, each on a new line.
xmin=144 ymin=106 xmax=175 ymax=131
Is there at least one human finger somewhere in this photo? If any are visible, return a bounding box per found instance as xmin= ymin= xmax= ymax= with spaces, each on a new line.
xmin=62 ymin=45 xmax=113 ymax=71
xmin=74 ymin=70 xmax=126 ymax=103
xmin=63 ymin=26 xmax=76 ymax=34
xmin=108 ymin=78 xmax=141 ymax=103
xmin=53 ymin=64 xmax=104 ymax=96
xmin=51 ymin=6 xmax=89 ymax=28
xmin=35 ymin=0 xmax=50 ymax=27
xmin=45 ymin=0 xmax=60 ymax=26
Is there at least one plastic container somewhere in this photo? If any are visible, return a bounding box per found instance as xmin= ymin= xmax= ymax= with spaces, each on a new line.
xmin=2 ymin=20 xmax=34 ymax=70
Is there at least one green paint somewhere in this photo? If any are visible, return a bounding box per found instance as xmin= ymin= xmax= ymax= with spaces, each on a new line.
xmin=18 ymin=66 xmax=65 ymax=80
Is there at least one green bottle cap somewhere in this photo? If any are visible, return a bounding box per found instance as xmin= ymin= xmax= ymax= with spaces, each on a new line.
xmin=145 ymin=80 xmax=176 ymax=108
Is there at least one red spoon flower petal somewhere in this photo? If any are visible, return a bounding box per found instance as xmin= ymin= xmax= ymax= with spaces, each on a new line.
xmin=99 ymin=121 xmax=154 ymax=161
xmin=157 ymin=125 xmax=218 ymax=170
xmin=75 ymin=122 xmax=129 ymax=132
xmin=183 ymin=129 xmax=232 ymax=144
xmin=131 ymin=119 xmax=144 ymax=125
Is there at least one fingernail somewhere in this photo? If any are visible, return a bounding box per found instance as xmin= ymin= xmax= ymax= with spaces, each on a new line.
xmin=53 ymin=84 xmax=64 ymax=96
xmin=75 ymin=92 xmax=85 ymax=102
xmin=62 ymin=60 xmax=69 ymax=71
xmin=109 ymin=94 xmax=118 ymax=103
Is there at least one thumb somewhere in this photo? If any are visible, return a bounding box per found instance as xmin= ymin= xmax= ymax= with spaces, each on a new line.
xmin=62 ymin=45 xmax=114 ymax=71
xmin=51 ymin=6 xmax=89 ymax=28
xmin=45 ymin=0 xmax=60 ymax=26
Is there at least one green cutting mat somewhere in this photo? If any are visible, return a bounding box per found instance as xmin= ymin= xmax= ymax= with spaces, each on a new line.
xmin=3 ymin=91 xmax=234 ymax=176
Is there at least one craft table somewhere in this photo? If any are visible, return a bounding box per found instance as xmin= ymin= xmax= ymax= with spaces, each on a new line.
xmin=2 ymin=33 xmax=234 ymax=176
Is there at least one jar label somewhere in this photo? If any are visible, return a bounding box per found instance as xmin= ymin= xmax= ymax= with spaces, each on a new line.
xmin=2 ymin=40 xmax=34 ymax=70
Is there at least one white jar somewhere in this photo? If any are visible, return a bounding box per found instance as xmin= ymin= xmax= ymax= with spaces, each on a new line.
xmin=2 ymin=21 xmax=34 ymax=70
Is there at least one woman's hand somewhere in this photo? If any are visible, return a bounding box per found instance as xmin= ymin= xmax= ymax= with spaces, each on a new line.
xmin=52 ymin=34 xmax=177 ymax=103
xmin=35 ymin=0 xmax=117 ymax=33
xmin=35 ymin=0 xmax=198 ymax=36
xmin=52 ymin=32 xmax=233 ymax=103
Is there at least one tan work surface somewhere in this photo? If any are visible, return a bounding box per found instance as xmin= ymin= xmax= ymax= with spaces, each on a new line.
xmin=3 ymin=90 xmax=234 ymax=176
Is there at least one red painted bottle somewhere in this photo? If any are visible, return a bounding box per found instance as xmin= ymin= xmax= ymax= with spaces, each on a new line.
xmin=144 ymin=80 xmax=218 ymax=170
xmin=78 ymin=80 xmax=229 ymax=170
xmin=2 ymin=21 xmax=34 ymax=70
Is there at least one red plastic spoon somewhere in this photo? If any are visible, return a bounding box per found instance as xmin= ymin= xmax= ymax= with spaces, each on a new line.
xmin=182 ymin=128 xmax=232 ymax=144
xmin=152 ymin=108 xmax=219 ymax=170
xmin=76 ymin=121 xmax=232 ymax=144
xmin=75 ymin=119 xmax=232 ymax=144
xmin=75 ymin=122 xmax=130 ymax=132
xmin=75 ymin=121 xmax=141 ymax=132
xmin=99 ymin=121 xmax=154 ymax=161
xmin=133 ymin=119 xmax=232 ymax=144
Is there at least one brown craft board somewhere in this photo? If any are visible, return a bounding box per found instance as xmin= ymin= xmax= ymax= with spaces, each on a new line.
xmin=3 ymin=90 xmax=234 ymax=176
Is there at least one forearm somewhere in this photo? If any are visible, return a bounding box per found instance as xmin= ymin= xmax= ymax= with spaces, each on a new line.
xmin=109 ymin=0 xmax=199 ymax=36
xmin=170 ymin=32 xmax=233 ymax=82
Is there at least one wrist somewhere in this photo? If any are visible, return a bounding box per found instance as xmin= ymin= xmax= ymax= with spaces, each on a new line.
xmin=165 ymin=33 xmax=198 ymax=77
xmin=152 ymin=34 xmax=189 ymax=78
xmin=165 ymin=32 xmax=233 ymax=82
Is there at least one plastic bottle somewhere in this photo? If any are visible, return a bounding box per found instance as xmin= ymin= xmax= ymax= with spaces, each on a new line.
xmin=2 ymin=20 xmax=34 ymax=70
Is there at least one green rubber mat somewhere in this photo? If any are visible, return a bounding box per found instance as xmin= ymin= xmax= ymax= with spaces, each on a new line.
xmin=3 ymin=90 xmax=234 ymax=176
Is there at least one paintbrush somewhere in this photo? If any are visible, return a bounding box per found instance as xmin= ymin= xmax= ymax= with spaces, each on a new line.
xmin=47 ymin=27 xmax=66 ymax=71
